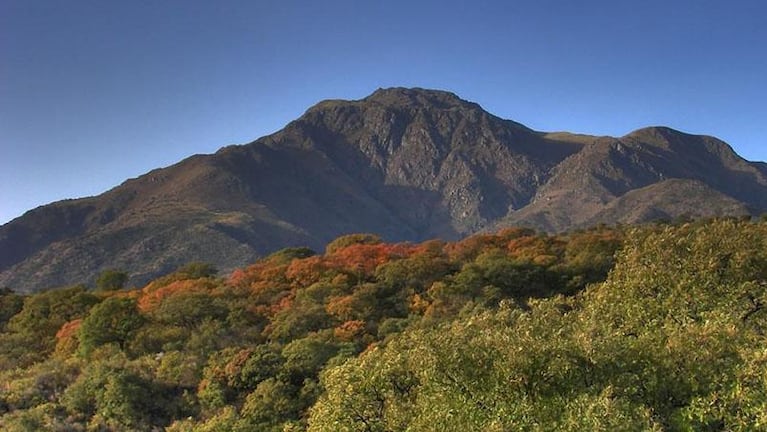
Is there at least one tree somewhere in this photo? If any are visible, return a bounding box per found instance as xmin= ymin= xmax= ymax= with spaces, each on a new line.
xmin=78 ymin=297 xmax=145 ymax=356
xmin=177 ymin=262 xmax=218 ymax=279
xmin=325 ymin=234 xmax=382 ymax=254
xmin=265 ymin=247 xmax=317 ymax=264
xmin=2 ymin=285 xmax=98 ymax=367
xmin=62 ymin=352 xmax=189 ymax=431
xmin=96 ymin=269 xmax=129 ymax=291
xmin=152 ymin=292 xmax=228 ymax=329
xmin=0 ymin=287 xmax=23 ymax=330
xmin=239 ymin=378 xmax=300 ymax=431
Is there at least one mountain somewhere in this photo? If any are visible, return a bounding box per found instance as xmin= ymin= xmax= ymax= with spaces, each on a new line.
xmin=2 ymin=87 xmax=766 ymax=292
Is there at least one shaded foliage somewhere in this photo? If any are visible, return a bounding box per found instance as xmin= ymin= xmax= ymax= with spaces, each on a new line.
xmin=96 ymin=269 xmax=129 ymax=291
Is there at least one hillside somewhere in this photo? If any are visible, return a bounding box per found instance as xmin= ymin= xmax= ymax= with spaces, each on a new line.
xmin=1 ymin=219 xmax=766 ymax=430
xmin=2 ymin=88 xmax=766 ymax=292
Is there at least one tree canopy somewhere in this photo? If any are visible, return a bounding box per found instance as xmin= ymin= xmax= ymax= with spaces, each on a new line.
xmin=2 ymin=219 xmax=766 ymax=431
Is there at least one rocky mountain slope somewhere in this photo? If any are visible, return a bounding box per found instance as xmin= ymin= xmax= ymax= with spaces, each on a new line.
xmin=2 ymin=88 xmax=765 ymax=292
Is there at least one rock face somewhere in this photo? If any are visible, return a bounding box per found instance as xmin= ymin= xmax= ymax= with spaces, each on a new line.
xmin=2 ymin=88 xmax=766 ymax=292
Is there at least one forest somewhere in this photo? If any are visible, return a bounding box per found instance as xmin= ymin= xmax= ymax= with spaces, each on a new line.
xmin=0 ymin=218 xmax=765 ymax=431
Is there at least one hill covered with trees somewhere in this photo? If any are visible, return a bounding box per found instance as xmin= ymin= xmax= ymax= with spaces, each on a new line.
xmin=1 ymin=218 xmax=766 ymax=430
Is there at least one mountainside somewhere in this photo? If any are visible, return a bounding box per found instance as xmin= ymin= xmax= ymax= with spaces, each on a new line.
xmin=2 ymin=87 xmax=766 ymax=292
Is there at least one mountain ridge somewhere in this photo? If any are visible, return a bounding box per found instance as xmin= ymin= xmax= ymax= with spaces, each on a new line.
xmin=2 ymin=87 xmax=765 ymax=292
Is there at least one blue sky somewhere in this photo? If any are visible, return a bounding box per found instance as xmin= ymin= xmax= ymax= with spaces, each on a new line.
xmin=1 ymin=0 xmax=765 ymax=225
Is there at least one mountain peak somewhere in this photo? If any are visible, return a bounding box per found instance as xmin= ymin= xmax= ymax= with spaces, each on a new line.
xmin=623 ymin=126 xmax=691 ymax=141
xmin=621 ymin=125 xmax=740 ymax=159
xmin=297 ymin=87 xmax=533 ymax=139
xmin=363 ymin=87 xmax=480 ymax=110
xmin=300 ymin=87 xmax=479 ymax=122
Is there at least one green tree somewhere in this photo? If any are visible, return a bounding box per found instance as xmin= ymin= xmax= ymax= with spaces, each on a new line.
xmin=265 ymin=247 xmax=317 ymax=264
xmin=1 ymin=286 xmax=98 ymax=368
xmin=78 ymin=297 xmax=145 ymax=356
xmin=62 ymin=352 xmax=190 ymax=431
xmin=153 ymin=292 xmax=228 ymax=330
xmin=239 ymin=378 xmax=300 ymax=431
xmin=0 ymin=287 xmax=23 ymax=330
xmin=280 ymin=334 xmax=342 ymax=385
xmin=96 ymin=269 xmax=129 ymax=291
xmin=326 ymin=233 xmax=382 ymax=254
xmin=178 ymin=262 xmax=218 ymax=279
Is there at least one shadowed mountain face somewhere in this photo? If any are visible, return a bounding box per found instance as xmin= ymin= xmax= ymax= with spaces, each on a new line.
xmin=2 ymin=88 xmax=766 ymax=292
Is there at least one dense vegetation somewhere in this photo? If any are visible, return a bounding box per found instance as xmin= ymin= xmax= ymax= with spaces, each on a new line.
xmin=1 ymin=219 xmax=765 ymax=430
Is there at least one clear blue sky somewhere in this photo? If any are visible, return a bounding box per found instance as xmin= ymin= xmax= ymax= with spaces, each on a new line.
xmin=1 ymin=0 xmax=765 ymax=225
